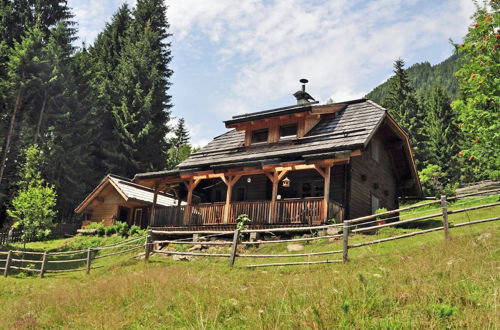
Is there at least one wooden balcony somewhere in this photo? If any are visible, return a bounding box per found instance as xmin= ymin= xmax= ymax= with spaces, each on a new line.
xmin=152 ymin=198 xmax=344 ymax=228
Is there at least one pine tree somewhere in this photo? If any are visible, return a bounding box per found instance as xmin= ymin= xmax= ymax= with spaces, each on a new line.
xmin=424 ymin=85 xmax=462 ymax=185
xmin=88 ymin=4 xmax=132 ymax=175
xmin=171 ymin=118 xmax=190 ymax=148
xmin=452 ymin=1 xmax=499 ymax=180
xmin=166 ymin=118 xmax=192 ymax=169
xmin=105 ymin=0 xmax=172 ymax=176
xmin=0 ymin=26 xmax=46 ymax=193
xmin=382 ymin=59 xmax=428 ymax=169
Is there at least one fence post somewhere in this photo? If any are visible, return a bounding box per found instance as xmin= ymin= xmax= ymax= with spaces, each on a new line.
xmin=145 ymin=232 xmax=152 ymax=262
xmin=229 ymin=228 xmax=240 ymax=267
xmin=342 ymin=222 xmax=349 ymax=262
xmin=86 ymin=247 xmax=92 ymax=274
xmin=441 ymin=195 xmax=450 ymax=240
xmin=40 ymin=251 xmax=48 ymax=278
xmin=4 ymin=250 xmax=11 ymax=277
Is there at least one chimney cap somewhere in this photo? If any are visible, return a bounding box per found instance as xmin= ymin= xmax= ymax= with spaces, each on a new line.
xmin=294 ymin=78 xmax=315 ymax=104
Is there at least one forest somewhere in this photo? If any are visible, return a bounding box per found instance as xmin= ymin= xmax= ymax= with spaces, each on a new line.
xmin=0 ymin=0 xmax=194 ymax=230
xmin=0 ymin=0 xmax=498 ymax=233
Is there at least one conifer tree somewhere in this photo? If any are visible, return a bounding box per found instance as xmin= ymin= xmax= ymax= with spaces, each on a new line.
xmin=423 ymin=86 xmax=462 ymax=186
xmin=382 ymin=59 xmax=428 ymax=169
xmin=166 ymin=118 xmax=193 ymax=169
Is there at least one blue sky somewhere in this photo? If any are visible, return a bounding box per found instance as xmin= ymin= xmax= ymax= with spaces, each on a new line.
xmin=68 ymin=0 xmax=475 ymax=147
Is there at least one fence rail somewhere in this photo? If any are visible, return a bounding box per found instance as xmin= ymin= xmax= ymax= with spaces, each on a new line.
xmin=149 ymin=191 xmax=499 ymax=268
xmin=1 ymin=235 xmax=147 ymax=278
xmin=2 ymin=190 xmax=498 ymax=276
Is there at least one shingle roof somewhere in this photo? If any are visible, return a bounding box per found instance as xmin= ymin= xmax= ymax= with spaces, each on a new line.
xmin=178 ymin=99 xmax=386 ymax=170
xmin=109 ymin=176 xmax=181 ymax=207
xmin=75 ymin=175 xmax=183 ymax=213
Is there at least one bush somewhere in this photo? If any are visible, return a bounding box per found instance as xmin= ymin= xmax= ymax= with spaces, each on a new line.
xmin=86 ymin=221 xmax=105 ymax=236
xmin=128 ymin=225 xmax=141 ymax=237
xmin=7 ymin=145 xmax=57 ymax=242
xmin=115 ymin=221 xmax=129 ymax=237
xmin=104 ymin=225 xmax=116 ymax=236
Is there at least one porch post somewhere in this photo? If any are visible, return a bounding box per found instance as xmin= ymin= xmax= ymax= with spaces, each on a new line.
xmin=223 ymin=175 xmax=241 ymax=224
xmin=269 ymin=172 xmax=279 ymax=223
xmin=323 ymin=166 xmax=331 ymax=221
xmin=149 ymin=183 xmax=160 ymax=226
xmin=266 ymin=170 xmax=288 ymax=223
xmin=314 ymin=165 xmax=332 ymax=223
xmin=183 ymin=178 xmax=202 ymax=225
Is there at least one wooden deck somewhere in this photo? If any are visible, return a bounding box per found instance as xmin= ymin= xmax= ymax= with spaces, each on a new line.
xmin=152 ymin=198 xmax=344 ymax=228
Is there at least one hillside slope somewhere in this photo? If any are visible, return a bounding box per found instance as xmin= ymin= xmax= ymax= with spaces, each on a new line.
xmin=0 ymin=195 xmax=498 ymax=329
xmin=366 ymin=54 xmax=461 ymax=104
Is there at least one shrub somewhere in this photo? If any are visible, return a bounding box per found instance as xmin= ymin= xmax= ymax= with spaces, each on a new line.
xmin=115 ymin=221 xmax=129 ymax=237
xmin=236 ymin=214 xmax=251 ymax=231
xmin=7 ymin=145 xmax=57 ymax=242
xmin=128 ymin=225 xmax=141 ymax=237
xmin=104 ymin=225 xmax=116 ymax=236
xmin=375 ymin=208 xmax=388 ymax=225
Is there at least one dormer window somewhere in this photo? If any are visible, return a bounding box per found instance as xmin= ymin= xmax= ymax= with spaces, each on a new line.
xmin=279 ymin=124 xmax=298 ymax=139
xmin=251 ymin=128 xmax=268 ymax=144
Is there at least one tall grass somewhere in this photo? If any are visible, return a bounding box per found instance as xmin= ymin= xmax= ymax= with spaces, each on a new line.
xmin=0 ymin=219 xmax=498 ymax=329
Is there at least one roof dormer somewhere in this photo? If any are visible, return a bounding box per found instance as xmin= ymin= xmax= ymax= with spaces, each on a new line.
xmin=223 ymin=80 xmax=349 ymax=146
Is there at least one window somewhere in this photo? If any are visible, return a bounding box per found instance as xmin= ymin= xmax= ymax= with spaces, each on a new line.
xmin=371 ymin=194 xmax=380 ymax=214
xmin=134 ymin=209 xmax=143 ymax=226
xmin=236 ymin=187 xmax=246 ymax=201
xmin=279 ymin=124 xmax=298 ymax=139
xmin=371 ymin=139 xmax=380 ymax=162
xmin=251 ymin=128 xmax=268 ymax=143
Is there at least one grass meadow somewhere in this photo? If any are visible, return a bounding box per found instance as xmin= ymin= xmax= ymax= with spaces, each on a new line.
xmin=0 ymin=196 xmax=498 ymax=329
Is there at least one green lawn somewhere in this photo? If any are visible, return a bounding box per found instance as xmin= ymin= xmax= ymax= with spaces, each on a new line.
xmin=0 ymin=196 xmax=498 ymax=329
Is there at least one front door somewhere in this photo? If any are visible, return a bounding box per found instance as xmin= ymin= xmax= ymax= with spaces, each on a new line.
xmin=118 ymin=207 xmax=130 ymax=223
xmin=134 ymin=208 xmax=144 ymax=228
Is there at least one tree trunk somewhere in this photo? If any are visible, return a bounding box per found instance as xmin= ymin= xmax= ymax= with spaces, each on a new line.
xmin=34 ymin=91 xmax=47 ymax=145
xmin=0 ymin=90 xmax=22 ymax=187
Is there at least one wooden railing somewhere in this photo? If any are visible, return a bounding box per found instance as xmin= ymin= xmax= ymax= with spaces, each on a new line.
xmin=229 ymin=201 xmax=271 ymax=224
xmin=191 ymin=203 xmax=225 ymax=225
xmin=153 ymin=206 xmax=185 ymax=227
xmin=276 ymin=198 xmax=323 ymax=225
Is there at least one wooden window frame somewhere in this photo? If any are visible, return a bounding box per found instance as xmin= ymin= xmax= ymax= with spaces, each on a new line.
xmin=251 ymin=128 xmax=269 ymax=144
xmin=279 ymin=123 xmax=298 ymax=140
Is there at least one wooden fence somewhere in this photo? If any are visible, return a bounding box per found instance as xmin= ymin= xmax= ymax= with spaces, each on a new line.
xmin=0 ymin=229 xmax=22 ymax=245
xmin=149 ymin=188 xmax=500 ymax=268
xmin=0 ymin=236 xmax=146 ymax=278
xmin=1 ymin=188 xmax=498 ymax=277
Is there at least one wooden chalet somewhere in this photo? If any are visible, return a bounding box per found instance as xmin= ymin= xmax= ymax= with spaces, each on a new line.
xmin=131 ymin=86 xmax=422 ymax=231
xmin=75 ymin=175 xmax=183 ymax=228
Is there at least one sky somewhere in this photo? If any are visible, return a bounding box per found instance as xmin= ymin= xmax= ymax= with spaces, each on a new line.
xmin=68 ymin=0 xmax=476 ymax=147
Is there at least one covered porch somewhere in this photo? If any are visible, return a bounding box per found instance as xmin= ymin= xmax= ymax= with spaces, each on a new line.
xmin=141 ymin=159 xmax=350 ymax=229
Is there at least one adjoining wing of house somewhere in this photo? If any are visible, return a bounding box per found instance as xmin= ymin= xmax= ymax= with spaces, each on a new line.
xmin=75 ymin=174 xmax=184 ymax=227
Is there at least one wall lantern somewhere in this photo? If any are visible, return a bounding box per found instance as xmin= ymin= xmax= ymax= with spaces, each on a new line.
xmin=247 ymin=177 xmax=252 ymax=183
xmin=282 ymin=177 xmax=291 ymax=187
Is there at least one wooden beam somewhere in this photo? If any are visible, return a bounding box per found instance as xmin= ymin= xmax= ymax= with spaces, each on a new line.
xmin=222 ymin=175 xmax=241 ymax=223
xmin=182 ymin=178 xmax=203 ymax=225
xmin=322 ymin=166 xmax=331 ymax=222
xmin=313 ymin=165 xmax=327 ymax=178
xmin=149 ymin=184 xmax=159 ymax=226
xmin=269 ymin=171 xmax=279 ymax=223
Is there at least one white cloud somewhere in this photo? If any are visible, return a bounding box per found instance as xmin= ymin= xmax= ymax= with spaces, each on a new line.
xmin=165 ymin=0 xmax=475 ymax=118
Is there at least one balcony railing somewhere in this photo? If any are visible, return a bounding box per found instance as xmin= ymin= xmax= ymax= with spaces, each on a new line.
xmin=153 ymin=198 xmax=344 ymax=227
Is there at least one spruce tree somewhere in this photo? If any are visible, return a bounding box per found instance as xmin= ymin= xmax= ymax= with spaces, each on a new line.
xmin=166 ymin=118 xmax=192 ymax=169
xmin=424 ymin=85 xmax=462 ymax=184
xmin=382 ymin=59 xmax=428 ymax=169
xmin=88 ymin=4 xmax=132 ymax=175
